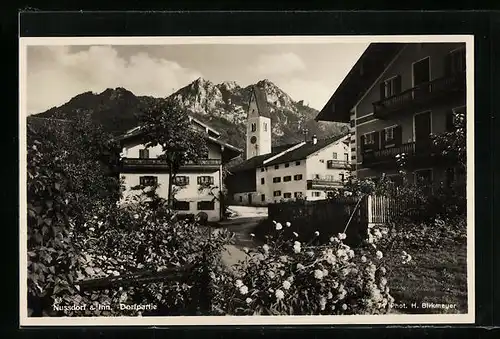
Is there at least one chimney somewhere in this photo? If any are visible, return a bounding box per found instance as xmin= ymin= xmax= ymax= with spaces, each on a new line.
xmin=312 ymin=135 xmax=318 ymax=145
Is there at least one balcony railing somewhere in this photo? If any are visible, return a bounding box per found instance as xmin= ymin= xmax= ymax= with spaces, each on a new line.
xmin=327 ymin=160 xmax=351 ymax=169
xmin=362 ymin=141 xmax=439 ymax=166
xmin=121 ymin=158 xmax=222 ymax=169
xmin=373 ymin=71 xmax=466 ymax=118
xmin=307 ymin=178 xmax=345 ymax=190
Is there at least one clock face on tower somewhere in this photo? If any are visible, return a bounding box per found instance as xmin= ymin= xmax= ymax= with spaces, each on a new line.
xmin=250 ymin=136 xmax=257 ymax=144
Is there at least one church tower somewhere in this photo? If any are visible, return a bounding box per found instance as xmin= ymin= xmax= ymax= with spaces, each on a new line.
xmin=246 ymin=86 xmax=272 ymax=160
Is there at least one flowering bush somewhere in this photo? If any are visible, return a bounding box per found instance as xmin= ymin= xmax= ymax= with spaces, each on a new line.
xmin=215 ymin=223 xmax=413 ymax=315
xmin=27 ymin=116 xmax=233 ymax=317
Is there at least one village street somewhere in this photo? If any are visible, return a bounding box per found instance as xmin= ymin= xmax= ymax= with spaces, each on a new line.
xmin=214 ymin=206 xmax=268 ymax=268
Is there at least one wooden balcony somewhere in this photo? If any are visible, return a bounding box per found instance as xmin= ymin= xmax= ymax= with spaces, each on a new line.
xmin=307 ymin=179 xmax=345 ymax=190
xmin=373 ymin=71 xmax=466 ymax=119
xmin=362 ymin=141 xmax=452 ymax=168
xmin=327 ymin=160 xmax=351 ymax=170
xmin=121 ymin=158 xmax=222 ymax=172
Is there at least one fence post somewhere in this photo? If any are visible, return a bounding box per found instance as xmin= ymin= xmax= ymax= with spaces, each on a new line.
xmin=367 ymin=195 xmax=373 ymax=224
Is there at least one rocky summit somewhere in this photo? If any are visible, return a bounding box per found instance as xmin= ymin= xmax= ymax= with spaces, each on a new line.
xmin=33 ymin=78 xmax=347 ymax=150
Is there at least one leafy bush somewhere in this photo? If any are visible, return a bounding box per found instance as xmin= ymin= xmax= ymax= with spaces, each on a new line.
xmin=27 ymin=115 xmax=233 ymax=317
xmin=56 ymin=194 xmax=233 ymax=317
xmin=27 ymin=115 xmax=121 ymax=316
xmin=214 ymin=222 xmax=413 ymax=315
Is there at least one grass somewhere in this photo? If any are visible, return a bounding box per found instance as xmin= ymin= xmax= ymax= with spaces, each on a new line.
xmin=384 ymin=233 xmax=468 ymax=314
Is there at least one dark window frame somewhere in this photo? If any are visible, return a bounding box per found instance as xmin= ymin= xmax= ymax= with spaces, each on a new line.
xmin=139 ymin=176 xmax=158 ymax=186
xmin=197 ymin=176 xmax=214 ymax=185
xmin=197 ymin=200 xmax=215 ymax=211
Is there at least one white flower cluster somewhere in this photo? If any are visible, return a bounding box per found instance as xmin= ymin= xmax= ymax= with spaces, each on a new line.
xmin=293 ymin=241 xmax=301 ymax=254
xmin=235 ymin=279 xmax=249 ymax=295
xmin=401 ymin=250 xmax=412 ymax=264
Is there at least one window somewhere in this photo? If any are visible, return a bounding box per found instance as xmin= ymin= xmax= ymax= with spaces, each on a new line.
xmin=294 ymin=192 xmax=303 ymax=198
xmin=239 ymin=196 xmax=243 ymax=203
xmin=274 ymin=165 xmax=279 ymax=169
xmin=261 ymin=194 xmax=265 ymax=202
xmin=264 ymin=123 xmax=268 ymax=132
xmin=139 ymin=149 xmax=149 ymax=159
xmin=446 ymin=48 xmax=466 ymax=75
xmin=351 ymin=155 xmax=356 ymax=160
xmin=363 ymin=132 xmax=375 ymax=145
xmin=344 ymin=153 xmax=349 ymax=162
xmin=294 ymin=174 xmax=303 ymax=181
xmin=283 ymin=193 xmax=292 ymax=199
xmin=197 ymin=176 xmax=214 ymax=185
xmin=251 ymin=123 xmax=256 ymax=132
xmin=285 ymin=163 xmax=290 ymax=168
xmin=325 ymin=174 xmax=334 ymax=181
xmin=273 ymin=177 xmax=281 ymax=183
xmin=312 ymin=192 xmax=321 ymax=197
xmin=283 ymin=176 xmax=292 ymax=182
xmin=173 ymin=200 xmax=190 ymax=211
xmin=295 ymin=161 xmax=301 ymax=166
xmin=273 ymin=191 xmax=282 ymax=197
xmin=139 ymin=176 xmax=157 ymax=186
xmin=261 ymin=178 xmax=265 ymax=185
xmin=173 ymin=176 xmax=189 ymax=186
xmin=380 ymin=75 xmax=402 ymax=99
xmin=384 ymin=126 xmax=396 ymax=142
xmin=261 ymin=167 xmax=265 ymax=172
xmin=198 ymin=201 xmax=215 ymax=210
xmin=339 ymin=173 xmax=345 ymax=182
xmin=332 ymin=152 xmax=338 ymax=159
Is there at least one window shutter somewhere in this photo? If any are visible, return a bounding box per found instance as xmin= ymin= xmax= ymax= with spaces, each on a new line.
xmin=380 ymin=129 xmax=386 ymax=148
xmin=446 ymin=110 xmax=455 ymax=132
xmin=394 ymin=125 xmax=403 ymax=146
xmin=379 ymin=82 xmax=386 ymax=100
xmin=394 ymin=75 xmax=402 ymax=94
xmin=374 ymin=132 xmax=380 ymax=150
xmin=444 ymin=53 xmax=452 ymax=76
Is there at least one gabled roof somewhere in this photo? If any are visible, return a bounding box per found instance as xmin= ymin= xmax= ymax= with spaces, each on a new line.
xmin=117 ymin=115 xmax=222 ymax=142
xmin=271 ymin=142 xmax=300 ymax=154
xmin=264 ymin=134 xmax=349 ymax=167
xmin=229 ymin=134 xmax=348 ymax=172
xmin=228 ymin=151 xmax=280 ymax=173
xmin=250 ymin=86 xmax=271 ymax=118
xmin=116 ymin=117 xmax=242 ymax=161
xmin=315 ymin=43 xmax=405 ymax=123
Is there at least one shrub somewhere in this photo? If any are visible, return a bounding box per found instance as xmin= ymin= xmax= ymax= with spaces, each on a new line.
xmin=26 ymin=116 xmax=233 ymax=317
xmin=214 ymin=222 xmax=413 ymax=316
xmin=27 ymin=116 xmax=121 ymax=316
xmin=49 ymin=193 xmax=233 ymax=317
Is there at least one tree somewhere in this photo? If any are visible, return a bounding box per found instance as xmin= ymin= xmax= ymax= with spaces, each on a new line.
xmin=430 ymin=110 xmax=466 ymax=169
xmin=137 ymin=99 xmax=208 ymax=207
xmin=26 ymin=114 xmax=121 ymax=316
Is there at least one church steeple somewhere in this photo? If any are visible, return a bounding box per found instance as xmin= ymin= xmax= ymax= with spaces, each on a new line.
xmin=246 ymin=86 xmax=272 ymax=160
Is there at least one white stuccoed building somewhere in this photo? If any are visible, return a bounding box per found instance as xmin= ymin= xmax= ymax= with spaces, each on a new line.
xmin=226 ymin=86 xmax=352 ymax=206
xmin=117 ymin=116 xmax=241 ymax=222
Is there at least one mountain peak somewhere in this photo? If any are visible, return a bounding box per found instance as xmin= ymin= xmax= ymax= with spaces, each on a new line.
xmin=219 ymin=81 xmax=239 ymax=90
xmin=256 ymin=79 xmax=277 ymax=88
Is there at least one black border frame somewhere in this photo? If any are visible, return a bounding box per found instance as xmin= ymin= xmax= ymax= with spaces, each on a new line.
xmin=8 ymin=9 xmax=499 ymax=338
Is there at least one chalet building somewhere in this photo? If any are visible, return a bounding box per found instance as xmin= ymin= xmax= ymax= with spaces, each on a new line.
xmin=315 ymin=42 xmax=466 ymax=187
xmin=118 ymin=116 xmax=241 ymax=222
xmin=226 ymin=86 xmax=351 ymax=206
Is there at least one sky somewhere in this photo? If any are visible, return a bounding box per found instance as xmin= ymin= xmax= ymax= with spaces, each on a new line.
xmin=26 ymin=43 xmax=369 ymax=115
